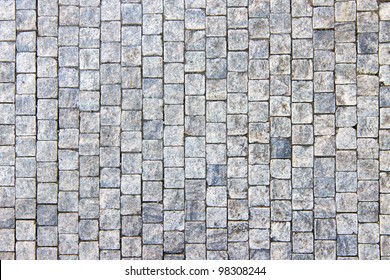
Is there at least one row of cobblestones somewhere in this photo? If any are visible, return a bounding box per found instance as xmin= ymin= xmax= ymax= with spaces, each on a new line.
xmin=0 ymin=0 xmax=390 ymax=260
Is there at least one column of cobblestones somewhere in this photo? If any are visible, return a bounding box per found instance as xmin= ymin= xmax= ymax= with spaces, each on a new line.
xmin=269 ymin=0 xmax=292 ymax=260
xmin=36 ymin=0 xmax=58 ymax=260
xmin=161 ymin=1 xmax=186 ymax=258
xmin=57 ymin=0 xmax=79 ymax=260
xmin=120 ymin=0 xmax=142 ymax=261
xmin=78 ymin=0 xmax=100 ymax=260
xmin=291 ymin=0 xmax=314 ymax=260
xmin=98 ymin=0 xmax=121 ymax=260
xmin=247 ymin=0 xmax=271 ymax=261
xmin=181 ymin=0 xmax=204 ymax=260
xmin=0 ymin=0 xmax=16 ymax=261
xmin=334 ymin=0 xmax=358 ymax=260
xmin=182 ymin=0 xmax=205 ymax=260
xmin=140 ymin=0 xmax=164 ymax=260
xmin=16 ymin=1 xmax=37 ymax=260
xmin=355 ymin=0 xmax=379 ymax=260
xmin=205 ymin=0 xmax=227 ymax=260
xmin=379 ymin=0 xmax=390 ymax=260
xmin=2 ymin=0 xmax=390 ymax=261
xmin=226 ymin=0 xmax=249 ymax=260
xmin=312 ymin=0 xmax=336 ymax=260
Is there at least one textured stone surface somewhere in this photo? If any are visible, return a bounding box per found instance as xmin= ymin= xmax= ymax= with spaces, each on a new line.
xmin=1 ymin=0 xmax=389 ymax=260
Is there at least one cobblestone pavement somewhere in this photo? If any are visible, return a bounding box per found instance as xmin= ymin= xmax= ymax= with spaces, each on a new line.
xmin=0 ymin=0 xmax=390 ymax=260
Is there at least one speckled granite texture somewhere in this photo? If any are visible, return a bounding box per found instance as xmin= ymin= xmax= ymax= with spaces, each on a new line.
xmin=0 ymin=0 xmax=390 ymax=260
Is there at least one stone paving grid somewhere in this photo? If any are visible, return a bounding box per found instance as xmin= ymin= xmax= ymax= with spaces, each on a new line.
xmin=0 ymin=0 xmax=390 ymax=260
